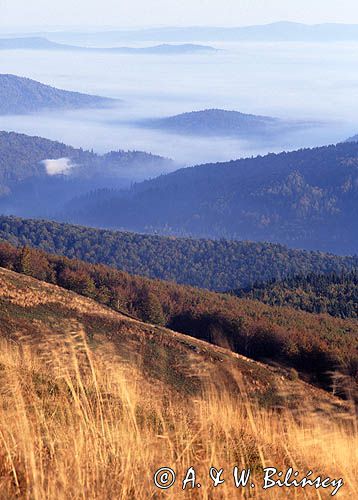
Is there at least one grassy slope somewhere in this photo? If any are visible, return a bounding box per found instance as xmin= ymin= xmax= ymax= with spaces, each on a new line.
xmin=0 ymin=266 xmax=349 ymax=414
xmin=0 ymin=267 xmax=356 ymax=498
xmin=0 ymin=243 xmax=356 ymax=396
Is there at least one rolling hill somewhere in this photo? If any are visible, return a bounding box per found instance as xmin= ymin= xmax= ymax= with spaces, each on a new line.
xmin=61 ymin=142 xmax=358 ymax=254
xmin=0 ymin=74 xmax=115 ymax=115
xmin=0 ymin=215 xmax=357 ymax=291
xmin=0 ymin=37 xmax=64 ymax=50
xmin=139 ymin=108 xmax=301 ymax=138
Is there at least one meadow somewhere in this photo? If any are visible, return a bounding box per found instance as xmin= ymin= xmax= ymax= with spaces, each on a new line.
xmin=0 ymin=330 xmax=356 ymax=499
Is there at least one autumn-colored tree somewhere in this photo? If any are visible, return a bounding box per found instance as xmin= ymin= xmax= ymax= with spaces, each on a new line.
xmin=57 ymin=267 xmax=96 ymax=297
xmin=15 ymin=246 xmax=53 ymax=282
xmin=136 ymin=288 xmax=166 ymax=325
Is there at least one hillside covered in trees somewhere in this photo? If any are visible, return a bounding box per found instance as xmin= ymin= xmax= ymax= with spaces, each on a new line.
xmin=232 ymin=270 xmax=358 ymax=319
xmin=0 ymin=216 xmax=357 ymax=291
xmin=0 ymin=131 xmax=174 ymax=212
xmin=0 ymin=74 xmax=114 ymax=115
xmin=61 ymin=142 xmax=358 ymax=254
xmin=0 ymin=240 xmax=356 ymax=398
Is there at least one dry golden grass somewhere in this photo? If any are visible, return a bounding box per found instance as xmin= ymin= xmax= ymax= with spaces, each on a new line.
xmin=0 ymin=329 xmax=356 ymax=500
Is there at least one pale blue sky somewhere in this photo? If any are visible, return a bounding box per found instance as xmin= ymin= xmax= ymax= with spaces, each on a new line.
xmin=1 ymin=0 xmax=358 ymax=29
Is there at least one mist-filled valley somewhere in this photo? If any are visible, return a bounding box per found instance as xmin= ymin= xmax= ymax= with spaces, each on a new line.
xmin=1 ymin=35 xmax=358 ymax=254
xmin=1 ymin=40 xmax=358 ymax=168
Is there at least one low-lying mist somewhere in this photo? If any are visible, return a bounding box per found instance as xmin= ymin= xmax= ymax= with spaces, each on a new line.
xmin=1 ymin=41 xmax=358 ymax=175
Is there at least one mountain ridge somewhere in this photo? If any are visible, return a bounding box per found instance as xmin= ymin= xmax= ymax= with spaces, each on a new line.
xmin=60 ymin=141 xmax=358 ymax=254
xmin=0 ymin=263 xmax=355 ymax=499
xmin=231 ymin=270 xmax=358 ymax=319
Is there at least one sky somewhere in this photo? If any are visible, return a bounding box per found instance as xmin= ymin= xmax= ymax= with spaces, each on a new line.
xmin=1 ymin=0 xmax=358 ymax=30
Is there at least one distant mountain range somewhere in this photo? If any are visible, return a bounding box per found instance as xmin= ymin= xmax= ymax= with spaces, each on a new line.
xmin=139 ymin=109 xmax=304 ymax=138
xmin=0 ymin=131 xmax=174 ymax=214
xmin=0 ymin=74 xmax=115 ymax=115
xmin=43 ymin=22 xmax=358 ymax=44
xmin=60 ymin=142 xmax=358 ymax=255
xmin=0 ymin=37 xmax=217 ymax=54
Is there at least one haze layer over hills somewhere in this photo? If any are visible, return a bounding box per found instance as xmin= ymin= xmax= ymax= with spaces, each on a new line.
xmin=2 ymin=35 xmax=357 ymax=164
xmin=46 ymin=22 xmax=358 ymax=44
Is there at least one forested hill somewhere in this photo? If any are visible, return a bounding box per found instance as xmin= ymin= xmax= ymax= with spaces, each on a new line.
xmin=0 ymin=131 xmax=170 ymax=185
xmin=0 ymin=216 xmax=357 ymax=291
xmin=0 ymin=132 xmax=79 ymax=187
xmin=0 ymin=74 xmax=114 ymax=114
xmin=140 ymin=109 xmax=288 ymax=138
xmin=231 ymin=270 xmax=358 ymax=319
xmin=62 ymin=142 xmax=358 ymax=254
xmin=0 ymin=131 xmax=173 ymax=210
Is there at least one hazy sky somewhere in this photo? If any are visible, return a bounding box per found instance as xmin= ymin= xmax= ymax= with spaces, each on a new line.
xmin=1 ymin=0 xmax=358 ymax=29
